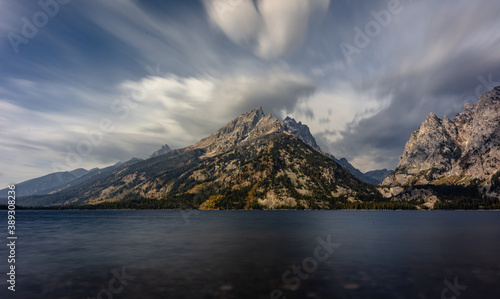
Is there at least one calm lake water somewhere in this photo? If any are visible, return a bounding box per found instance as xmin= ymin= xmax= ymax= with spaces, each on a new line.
xmin=1 ymin=210 xmax=499 ymax=298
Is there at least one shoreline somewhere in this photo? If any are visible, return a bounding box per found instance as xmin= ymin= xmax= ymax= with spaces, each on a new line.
xmin=6 ymin=208 xmax=500 ymax=211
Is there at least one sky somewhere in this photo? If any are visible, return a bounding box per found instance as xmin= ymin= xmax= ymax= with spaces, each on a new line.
xmin=1 ymin=0 xmax=500 ymax=186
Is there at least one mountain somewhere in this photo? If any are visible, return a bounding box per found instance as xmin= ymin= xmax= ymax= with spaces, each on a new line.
xmin=383 ymin=86 xmax=500 ymax=189
xmin=149 ymin=144 xmax=172 ymax=158
xmin=19 ymin=107 xmax=381 ymax=208
xmin=186 ymin=108 xmax=285 ymax=156
xmin=283 ymin=116 xmax=321 ymax=151
xmin=283 ymin=116 xmax=390 ymax=184
xmin=0 ymin=168 xmax=90 ymax=198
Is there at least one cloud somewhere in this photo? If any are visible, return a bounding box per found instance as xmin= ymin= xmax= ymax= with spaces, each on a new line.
xmin=2 ymin=0 xmax=500 ymax=184
xmin=306 ymin=0 xmax=500 ymax=172
xmin=374 ymin=0 xmax=500 ymax=98
xmin=285 ymin=80 xmax=390 ymax=143
xmin=0 ymin=71 xmax=315 ymax=185
xmin=204 ymin=0 xmax=330 ymax=59
xmin=113 ymin=71 xmax=316 ymax=146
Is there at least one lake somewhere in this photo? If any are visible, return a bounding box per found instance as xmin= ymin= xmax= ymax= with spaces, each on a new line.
xmin=2 ymin=210 xmax=499 ymax=298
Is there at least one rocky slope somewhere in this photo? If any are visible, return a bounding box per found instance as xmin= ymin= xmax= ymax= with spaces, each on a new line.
xmin=186 ymin=108 xmax=285 ymax=156
xmin=171 ymin=132 xmax=379 ymax=209
xmin=383 ymin=86 xmax=500 ymax=187
xmin=19 ymin=108 xmax=380 ymax=208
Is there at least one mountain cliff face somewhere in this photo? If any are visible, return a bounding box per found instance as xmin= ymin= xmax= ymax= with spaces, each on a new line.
xmin=20 ymin=107 xmax=380 ymax=208
xmin=187 ymin=108 xmax=285 ymax=156
xmin=383 ymin=86 xmax=500 ymax=186
xmin=283 ymin=116 xmax=321 ymax=151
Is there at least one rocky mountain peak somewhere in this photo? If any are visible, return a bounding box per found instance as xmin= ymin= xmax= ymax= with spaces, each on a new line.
xmin=477 ymin=86 xmax=500 ymax=106
xmin=283 ymin=116 xmax=321 ymax=151
xmin=187 ymin=107 xmax=284 ymax=156
xmin=383 ymin=86 xmax=500 ymax=186
xmin=426 ymin=112 xmax=438 ymax=119
xmin=149 ymin=144 xmax=172 ymax=158
xmin=283 ymin=116 xmax=302 ymax=126
xmin=339 ymin=157 xmax=349 ymax=164
xmin=422 ymin=112 xmax=441 ymax=126
xmin=218 ymin=107 xmax=267 ymax=135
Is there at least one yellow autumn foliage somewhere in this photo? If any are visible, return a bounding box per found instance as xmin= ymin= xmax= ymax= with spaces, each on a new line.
xmin=199 ymin=195 xmax=224 ymax=210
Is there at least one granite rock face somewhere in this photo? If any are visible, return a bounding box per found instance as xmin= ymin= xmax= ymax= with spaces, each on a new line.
xmin=383 ymin=86 xmax=500 ymax=186
xmin=187 ymin=107 xmax=285 ymax=156
xmin=283 ymin=116 xmax=321 ymax=151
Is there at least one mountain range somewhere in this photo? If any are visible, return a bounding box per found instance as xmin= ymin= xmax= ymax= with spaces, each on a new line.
xmin=4 ymin=110 xmax=389 ymax=202
xmin=5 ymin=86 xmax=500 ymax=209
xmin=16 ymin=107 xmax=381 ymax=208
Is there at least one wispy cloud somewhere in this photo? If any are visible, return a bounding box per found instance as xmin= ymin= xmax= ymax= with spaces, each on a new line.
xmin=0 ymin=70 xmax=315 ymax=184
xmin=110 ymin=71 xmax=316 ymax=147
xmin=204 ymin=0 xmax=330 ymax=59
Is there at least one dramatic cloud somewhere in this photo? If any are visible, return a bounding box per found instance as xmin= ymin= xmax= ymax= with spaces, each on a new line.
xmin=111 ymin=71 xmax=315 ymax=147
xmin=1 ymin=0 xmax=500 ymax=184
xmin=204 ymin=0 xmax=330 ymax=59
xmin=299 ymin=0 xmax=500 ymax=172
xmin=0 ymin=71 xmax=314 ymax=184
